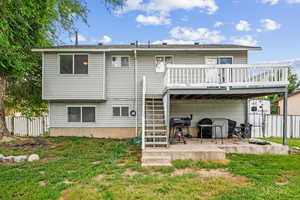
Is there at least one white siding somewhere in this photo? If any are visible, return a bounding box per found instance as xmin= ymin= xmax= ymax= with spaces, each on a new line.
xmin=43 ymin=53 xmax=105 ymax=100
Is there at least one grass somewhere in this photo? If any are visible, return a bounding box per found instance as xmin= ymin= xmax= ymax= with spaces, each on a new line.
xmin=263 ymin=138 xmax=300 ymax=148
xmin=0 ymin=137 xmax=299 ymax=200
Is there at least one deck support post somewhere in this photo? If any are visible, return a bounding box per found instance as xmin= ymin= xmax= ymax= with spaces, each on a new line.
xmin=282 ymin=88 xmax=288 ymax=145
xmin=244 ymin=99 xmax=248 ymax=125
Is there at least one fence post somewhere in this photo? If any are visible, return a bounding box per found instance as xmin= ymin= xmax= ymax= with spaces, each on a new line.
xmin=42 ymin=116 xmax=45 ymax=135
xmin=26 ymin=117 xmax=29 ymax=136
xmin=11 ymin=116 xmax=14 ymax=135
xmin=262 ymin=114 xmax=266 ymax=138
xmin=290 ymin=116 xmax=293 ymax=139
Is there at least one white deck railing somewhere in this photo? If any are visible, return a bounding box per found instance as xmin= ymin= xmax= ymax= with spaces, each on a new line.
xmin=142 ymin=76 xmax=146 ymax=150
xmin=164 ymin=63 xmax=289 ymax=89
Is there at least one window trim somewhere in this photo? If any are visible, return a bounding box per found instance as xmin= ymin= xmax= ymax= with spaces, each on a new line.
xmin=112 ymin=105 xmax=130 ymax=117
xmin=205 ymin=56 xmax=234 ymax=65
xmin=58 ymin=53 xmax=89 ymax=75
xmin=155 ymin=55 xmax=174 ymax=65
xmin=154 ymin=55 xmax=174 ymax=72
xmin=111 ymin=55 xmax=130 ymax=68
xmin=66 ymin=105 xmax=96 ymax=123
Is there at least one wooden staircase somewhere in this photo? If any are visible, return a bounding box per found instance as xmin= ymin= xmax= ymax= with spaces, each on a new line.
xmin=144 ymin=98 xmax=168 ymax=147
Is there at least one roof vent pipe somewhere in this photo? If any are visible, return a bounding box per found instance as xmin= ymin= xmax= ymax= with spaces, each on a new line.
xmin=75 ymin=31 xmax=78 ymax=46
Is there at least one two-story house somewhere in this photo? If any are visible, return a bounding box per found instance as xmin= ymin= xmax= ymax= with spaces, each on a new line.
xmin=32 ymin=43 xmax=289 ymax=151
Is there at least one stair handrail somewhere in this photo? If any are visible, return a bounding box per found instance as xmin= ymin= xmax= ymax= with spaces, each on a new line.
xmin=142 ymin=76 xmax=146 ymax=150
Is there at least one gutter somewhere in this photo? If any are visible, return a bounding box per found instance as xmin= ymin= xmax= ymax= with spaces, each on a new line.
xmin=32 ymin=47 xmax=262 ymax=52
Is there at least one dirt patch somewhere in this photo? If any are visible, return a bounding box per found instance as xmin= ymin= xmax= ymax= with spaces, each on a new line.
xmin=38 ymin=181 xmax=47 ymax=186
xmin=40 ymin=156 xmax=57 ymax=163
xmin=0 ymin=136 xmax=19 ymax=143
xmin=11 ymin=138 xmax=51 ymax=149
xmin=123 ymin=168 xmax=140 ymax=176
xmin=276 ymin=181 xmax=290 ymax=185
xmin=39 ymin=171 xmax=45 ymax=174
xmin=173 ymin=168 xmax=248 ymax=186
xmin=91 ymin=160 xmax=101 ymax=165
xmin=62 ymin=179 xmax=75 ymax=185
xmin=289 ymin=149 xmax=300 ymax=155
xmin=93 ymin=174 xmax=104 ymax=182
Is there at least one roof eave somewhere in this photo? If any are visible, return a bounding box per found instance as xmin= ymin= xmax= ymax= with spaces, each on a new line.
xmin=32 ymin=47 xmax=262 ymax=52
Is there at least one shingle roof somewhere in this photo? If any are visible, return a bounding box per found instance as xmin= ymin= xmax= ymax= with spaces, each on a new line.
xmin=32 ymin=44 xmax=262 ymax=51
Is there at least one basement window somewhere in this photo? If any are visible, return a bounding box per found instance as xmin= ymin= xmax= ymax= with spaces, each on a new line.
xmin=112 ymin=56 xmax=129 ymax=67
xmin=67 ymin=106 xmax=96 ymax=122
xmin=59 ymin=54 xmax=88 ymax=74
xmin=112 ymin=106 xmax=129 ymax=117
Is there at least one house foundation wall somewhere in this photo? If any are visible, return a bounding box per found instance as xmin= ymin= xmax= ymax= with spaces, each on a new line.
xmin=50 ymin=127 xmax=137 ymax=138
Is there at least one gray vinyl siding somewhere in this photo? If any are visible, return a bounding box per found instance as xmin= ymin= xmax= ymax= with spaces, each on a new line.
xmin=43 ymin=53 xmax=105 ymax=100
xmin=49 ymin=100 xmax=137 ymax=128
xmin=136 ymin=50 xmax=248 ymax=96
xmin=170 ymin=99 xmax=246 ymax=126
xmin=105 ymin=52 xmax=135 ymax=99
xmin=49 ymin=99 xmax=245 ymax=128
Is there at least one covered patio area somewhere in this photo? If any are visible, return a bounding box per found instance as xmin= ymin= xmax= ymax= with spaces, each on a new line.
xmin=164 ymin=87 xmax=289 ymax=145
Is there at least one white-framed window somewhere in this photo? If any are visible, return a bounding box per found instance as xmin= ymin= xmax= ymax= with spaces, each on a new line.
xmin=112 ymin=105 xmax=129 ymax=117
xmin=155 ymin=55 xmax=173 ymax=72
xmin=59 ymin=54 xmax=89 ymax=74
xmin=111 ymin=56 xmax=130 ymax=67
xmin=67 ymin=106 xmax=96 ymax=122
xmin=205 ymin=56 xmax=233 ymax=65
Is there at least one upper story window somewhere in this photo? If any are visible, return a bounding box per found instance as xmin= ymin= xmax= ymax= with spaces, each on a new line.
xmin=205 ymin=56 xmax=233 ymax=65
xmin=155 ymin=56 xmax=173 ymax=72
xmin=59 ymin=54 xmax=88 ymax=74
xmin=111 ymin=56 xmax=129 ymax=67
xmin=67 ymin=106 xmax=96 ymax=122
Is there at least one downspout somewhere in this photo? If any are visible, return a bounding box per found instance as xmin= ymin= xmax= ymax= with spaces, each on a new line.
xmin=134 ymin=49 xmax=138 ymax=137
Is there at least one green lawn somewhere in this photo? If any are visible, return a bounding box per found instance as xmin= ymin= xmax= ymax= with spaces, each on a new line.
xmin=0 ymin=137 xmax=300 ymax=200
xmin=263 ymin=138 xmax=300 ymax=148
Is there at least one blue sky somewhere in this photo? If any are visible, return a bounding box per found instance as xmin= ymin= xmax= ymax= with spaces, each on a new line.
xmin=60 ymin=0 xmax=300 ymax=68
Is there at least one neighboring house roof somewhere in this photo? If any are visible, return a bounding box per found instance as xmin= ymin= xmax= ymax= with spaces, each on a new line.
xmin=274 ymin=90 xmax=300 ymax=103
xmin=32 ymin=44 xmax=262 ymax=52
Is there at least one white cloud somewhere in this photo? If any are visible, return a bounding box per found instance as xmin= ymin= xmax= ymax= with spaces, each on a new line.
xmin=235 ymin=20 xmax=251 ymax=31
xmin=70 ymin=34 xmax=87 ymax=42
xmin=259 ymin=0 xmax=279 ymax=5
xmin=214 ymin=21 xmax=224 ymax=28
xmin=287 ymin=0 xmax=300 ymax=3
xmin=256 ymin=28 xmax=262 ymax=32
xmin=231 ymin=35 xmax=258 ymax=46
xmin=152 ymin=39 xmax=195 ymax=44
xmin=136 ymin=14 xmax=171 ymax=25
xmin=99 ymin=35 xmax=112 ymax=43
xmin=260 ymin=19 xmax=281 ymax=31
xmin=170 ymin=26 xmax=225 ymax=43
xmin=121 ymin=0 xmax=218 ymax=14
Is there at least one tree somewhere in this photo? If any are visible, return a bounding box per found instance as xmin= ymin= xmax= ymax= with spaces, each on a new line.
xmin=0 ymin=0 xmax=124 ymax=137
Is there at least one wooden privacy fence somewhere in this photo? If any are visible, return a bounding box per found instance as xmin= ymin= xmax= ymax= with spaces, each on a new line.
xmin=250 ymin=114 xmax=300 ymax=138
xmin=5 ymin=116 xmax=49 ymax=136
